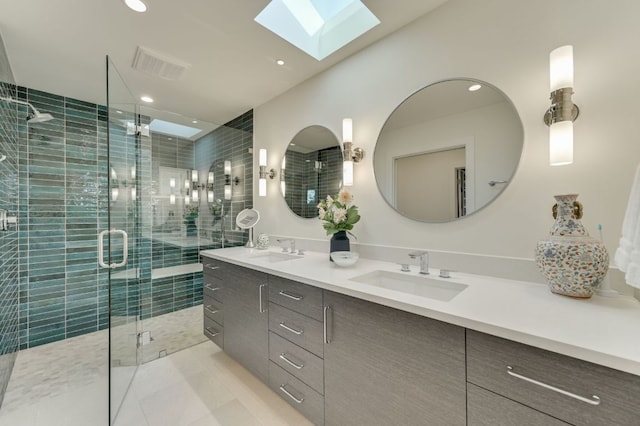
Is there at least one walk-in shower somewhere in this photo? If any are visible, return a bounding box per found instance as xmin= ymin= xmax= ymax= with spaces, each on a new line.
xmin=0 ymin=96 xmax=54 ymax=123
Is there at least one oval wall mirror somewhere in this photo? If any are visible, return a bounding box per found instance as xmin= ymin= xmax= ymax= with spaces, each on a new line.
xmin=374 ymin=78 xmax=524 ymax=223
xmin=281 ymin=125 xmax=343 ymax=218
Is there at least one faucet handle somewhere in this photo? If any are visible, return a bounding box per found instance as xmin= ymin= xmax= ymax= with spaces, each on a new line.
xmin=439 ymin=269 xmax=451 ymax=278
xmin=398 ymin=263 xmax=411 ymax=272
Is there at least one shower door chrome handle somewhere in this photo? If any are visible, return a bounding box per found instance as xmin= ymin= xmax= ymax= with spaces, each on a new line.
xmin=98 ymin=229 xmax=129 ymax=269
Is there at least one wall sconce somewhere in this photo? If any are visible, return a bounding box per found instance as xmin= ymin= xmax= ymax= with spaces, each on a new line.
xmin=224 ymin=160 xmax=232 ymax=200
xmin=207 ymin=172 xmax=214 ymax=203
xmin=342 ymin=118 xmax=365 ymax=187
xmin=544 ymin=45 xmax=579 ymax=166
xmin=258 ymin=148 xmax=277 ymax=197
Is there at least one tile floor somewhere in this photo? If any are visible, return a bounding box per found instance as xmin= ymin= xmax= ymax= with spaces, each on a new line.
xmin=0 ymin=307 xmax=310 ymax=426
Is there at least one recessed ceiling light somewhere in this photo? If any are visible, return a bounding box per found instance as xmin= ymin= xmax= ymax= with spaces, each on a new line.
xmin=276 ymin=59 xmax=285 ymax=66
xmin=124 ymin=0 xmax=147 ymax=12
xmin=140 ymin=95 xmax=154 ymax=103
xmin=468 ymin=84 xmax=482 ymax=92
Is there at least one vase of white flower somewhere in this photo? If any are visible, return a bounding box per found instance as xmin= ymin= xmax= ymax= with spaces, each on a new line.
xmin=317 ymin=188 xmax=361 ymax=261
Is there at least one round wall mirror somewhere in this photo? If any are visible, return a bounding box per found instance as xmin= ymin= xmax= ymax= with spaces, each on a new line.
xmin=374 ymin=78 xmax=523 ymax=222
xmin=281 ymin=126 xmax=343 ymax=218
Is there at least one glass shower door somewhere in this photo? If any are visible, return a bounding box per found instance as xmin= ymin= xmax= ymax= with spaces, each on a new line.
xmin=105 ymin=56 xmax=141 ymax=424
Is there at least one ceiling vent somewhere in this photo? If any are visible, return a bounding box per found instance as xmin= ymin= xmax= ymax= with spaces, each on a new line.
xmin=132 ymin=46 xmax=191 ymax=81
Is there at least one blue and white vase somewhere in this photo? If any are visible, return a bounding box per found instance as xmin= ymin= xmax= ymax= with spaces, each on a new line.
xmin=535 ymin=194 xmax=609 ymax=298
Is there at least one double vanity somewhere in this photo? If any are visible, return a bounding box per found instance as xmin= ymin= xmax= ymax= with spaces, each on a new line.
xmin=201 ymin=246 xmax=640 ymax=425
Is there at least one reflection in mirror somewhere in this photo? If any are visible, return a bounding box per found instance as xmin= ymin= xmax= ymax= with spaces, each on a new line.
xmin=374 ymin=79 xmax=523 ymax=222
xmin=281 ymin=126 xmax=342 ymax=218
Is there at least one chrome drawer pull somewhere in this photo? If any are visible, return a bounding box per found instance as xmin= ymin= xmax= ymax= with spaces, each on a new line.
xmin=204 ymin=327 xmax=220 ymax=337
xmin=279 ymin=322 xmax=303 ymax=335
xmin=279 ymin=290 xmax=303 ymax=301
xmin=259 ymin=284 xmax=267 ymax=313
xmin=204 ymin=264 xmax=219 ymax=270
xmin=323 ymin=306 xmax=331 ymax=344
xmin=205 ymin=284 xmax=220 ymax=291
xmin=280 ymin=353 xmax=304 ymax=370
xmin=204 ymin=305 xmax=219 ymax=315
xmin=506 ymin=366 xmax=601 ymax=406
xmin=279 ymin=385 xmax=304 ymax=404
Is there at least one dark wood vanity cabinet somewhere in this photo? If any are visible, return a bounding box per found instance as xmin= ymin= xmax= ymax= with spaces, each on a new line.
xmin=323 ymin=291 xmax=467 ymax=426
xmin=201 ymin=257 xmax=640 ymax=426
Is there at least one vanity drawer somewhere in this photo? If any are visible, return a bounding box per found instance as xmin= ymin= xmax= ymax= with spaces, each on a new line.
xmin=203 ymin=295 xmax=223 ymax=326
xmin=269 ymin=276 xmax=323 ymax=321
xmin=203 ymin=278 xmax=223 ymax=302
xmin=269 ymin=303 xmax=324 ymax=358
xmin=467 ymin=383 xmax=570 ymax=426
xmin=203 ymin=315 xmax=223 ymax=348
xmin=269 ymin=331 xmax=324 ymax=394
xmin=467 ymin=330 xmax=640 ymax=426
xmin=268 ymin=361 xmax=324 ymax=426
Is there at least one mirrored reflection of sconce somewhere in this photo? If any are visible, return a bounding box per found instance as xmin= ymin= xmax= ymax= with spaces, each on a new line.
xmin=280 ymin=156 xmax=286 ymax=196
xmin=207 ymin=172 xmax=214 ymax=203
xmin=258 ymin=148 xmax=277 ymax=197
xmin=169 ymin=194 xmax=176 ymax=205
xmin=224 ymin=160 xmax=232 ymax=200
xmin=342 ymin=118 xmax=365 ymax=187
xmin=544 ymin=45 xmax=579 ymax=166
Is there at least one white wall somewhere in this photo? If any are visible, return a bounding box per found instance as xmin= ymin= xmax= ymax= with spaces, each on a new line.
xmin=253 ymin=0 xmax=640 ymax=292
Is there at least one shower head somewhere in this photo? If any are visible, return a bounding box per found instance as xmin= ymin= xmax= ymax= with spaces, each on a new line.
xmin=26 ymin=110 xmax=54 ymax=123
xmin=1 ymin=96 xmax=55 ymax=124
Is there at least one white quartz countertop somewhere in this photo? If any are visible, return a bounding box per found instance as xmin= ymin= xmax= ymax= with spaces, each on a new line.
xmin=200 ymin=246 xmax=640 ymax=376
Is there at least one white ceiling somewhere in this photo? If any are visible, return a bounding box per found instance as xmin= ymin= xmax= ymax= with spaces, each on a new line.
xmin=0 ymin=0 xmax=448 ymax=126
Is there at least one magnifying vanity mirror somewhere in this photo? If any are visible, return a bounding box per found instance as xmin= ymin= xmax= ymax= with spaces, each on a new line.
xmin=281 ymin=125 xmax=343 ymax=218
xmin=374 ymin=78 xmax=523 ymax=222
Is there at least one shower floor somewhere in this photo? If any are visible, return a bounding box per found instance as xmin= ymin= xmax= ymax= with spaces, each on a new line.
xmin=0 ymin=306 xmax=306 ymax=425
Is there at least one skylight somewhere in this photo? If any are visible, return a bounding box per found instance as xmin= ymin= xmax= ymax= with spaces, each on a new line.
xmin=255 ymin=0 xmax=380 ymax=61
xmin=149 ymin=119 xmax=202 ymax=139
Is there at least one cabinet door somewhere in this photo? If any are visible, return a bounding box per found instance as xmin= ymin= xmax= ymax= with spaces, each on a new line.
xmin=222 ymin=263 xmax=269 ymax=382
xmin=468 ymin=383 xmax=570 ymax=426
xmin=324 ymin=291 xmax=466 ymax=426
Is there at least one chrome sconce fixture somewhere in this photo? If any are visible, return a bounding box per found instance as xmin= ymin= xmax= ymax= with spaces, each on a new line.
xmin=224 ymin=160 xmax=232 ymax=200
xmin=544 ymin=45 xmax=579 ymax=166
xmin=258 ymin=149 xmax=277 ymax=197
xmin=342 ymin=118 xmax=364 ymax=187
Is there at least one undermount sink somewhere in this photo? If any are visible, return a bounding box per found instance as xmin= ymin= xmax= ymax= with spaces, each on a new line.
xmin=248 ymin=251 xmax=302 ymax=263
xmin=349 ymin=270 xmax=468 ymax=302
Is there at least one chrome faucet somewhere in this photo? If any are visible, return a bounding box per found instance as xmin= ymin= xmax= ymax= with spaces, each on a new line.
xmin=408 ymin=251 xmax=429 ymax=275
xmin=277 ymin=238 xmax=296 ymax=253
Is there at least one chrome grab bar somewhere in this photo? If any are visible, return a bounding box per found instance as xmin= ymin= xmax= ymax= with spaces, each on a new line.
xmin=279 ymin=290 xmax=303 ymax=301
xmin=279 ymin=322 xmax=303 ymax=335
xmin=506 ymin=366 xmax=601 ymax=406
xmin=279 ymin=353 xmax=304 ymax=370
xmin=279 ymin=385 xmax=304 ymax=404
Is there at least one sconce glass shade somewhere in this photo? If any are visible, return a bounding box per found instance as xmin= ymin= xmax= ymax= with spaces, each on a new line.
xmin=207 ymin=190 xmax=214 ymax=203
xmin=131 ymin=187 xmax=137 ymax=200
xmin=184 ymin=179 xmax=189 ymax=189
xmin=169 ymin=178 xmax=176 ymax=188
xmin=224 ymin=185 xmax=232 ymax=200
xmin=169 ymin=194 xmax=176 ymax=205
xmin=550 ymin=45 xmax=574 ymax=92
xmin=191 ymin=169 xmax=199 ymax=183
xmin=259 ymin=178 xmax=267 ymax=197
xmin=224 ymin=160 xmax=231 ymax=175
xmin=192 ymin=189 xmax=199 ymax=202
xmin=131 ymin=166 xmax=136 ymax=180
xmin=185 ymin=195 xmax=190 ymax=205
xmin=343 ymin=160 xmax=354 ymax=187
xmin=281 ymin=181 xmax=286 ymax=196
xmin=281 ymin=156 xmax=286 ymax=169
xmin=550 ymin=120 xmax=573 ymax=166
xmin=208 ymin=172 xmax=214 ymax=184
xmin=259 ymin=149 xmax=267 ymax=167
xmin=111 ymin=188 xmax=119 ymax=202
xmin=342 ymin=118 xmax=353 ymax=143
